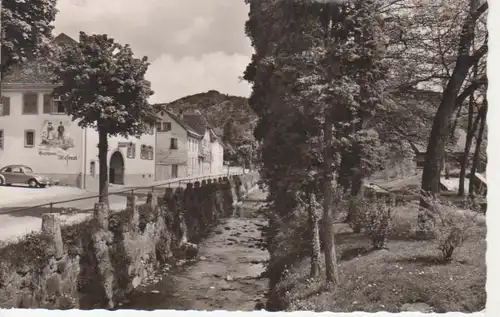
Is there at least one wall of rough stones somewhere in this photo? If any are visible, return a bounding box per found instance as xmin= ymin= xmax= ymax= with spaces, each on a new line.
xmin=0 ymin=173 xmax=258 ymax=309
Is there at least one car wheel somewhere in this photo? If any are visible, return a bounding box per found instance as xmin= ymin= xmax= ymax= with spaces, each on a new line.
xmin=28 ymin=179 xmax=38 ymax=188
xmin=0 ymin=178 xmax=4 ymax=186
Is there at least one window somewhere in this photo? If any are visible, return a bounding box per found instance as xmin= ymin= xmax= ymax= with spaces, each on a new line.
xmin=162 ymin=122 xmax=171 ymax=132
xmin=11 ymin=166 xmax=22 ymax=173
xmin=23 ymin=166 xmax=33 ymax=173
xmin=0 ymin=130 xmax=3 ymax=150
xmin=90 ymin=161 xmax=96 ymax=177
xmin=44 ymin=94 xmax=66 ymax=114
xmin=127 ymin=143 xmax=136 ymax=159
xmin=23 ymin=92 xmax=38 ymax=114
xmin=43 ymin=94 xmax=51 ymax=114
xmin=24 ymin=130 xmax=35 ymax=147
xmin=170 ymin=138 xmax=178 ymax=150
xmin=156 ymin=121 xmax=172 ymax=132
xmin=140 ymin=145 xmax=153 ymax=160
xmin=52 ymin=98 xmax=66 ymax=114
xmin=1 ymin=96 xmax=10 ymax=116
xmin=148 ymin=146 xmax=154 ymax=160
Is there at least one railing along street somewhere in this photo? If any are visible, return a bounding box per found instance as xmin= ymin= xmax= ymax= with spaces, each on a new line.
xmin=1 ymin=172 xmax=244 ymax=215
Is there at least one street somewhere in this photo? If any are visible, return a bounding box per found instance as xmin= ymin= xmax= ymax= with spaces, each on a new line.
xmin=0 ymin=172 xmax=242 ymax=242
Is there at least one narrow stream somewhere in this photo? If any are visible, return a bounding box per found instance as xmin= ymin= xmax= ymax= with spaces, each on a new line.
xmin=122 ymin=190 xmax=269 ymax=311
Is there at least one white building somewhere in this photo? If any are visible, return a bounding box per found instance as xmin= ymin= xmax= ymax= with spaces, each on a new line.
xmin=0 ymin=34 xmax=159 ymax=190
xmin=155 ymin=109 xmax=203 ymax=179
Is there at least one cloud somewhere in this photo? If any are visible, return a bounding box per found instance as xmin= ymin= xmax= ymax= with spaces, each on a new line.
xmin=53 ymin=0 xmax=253 ymax=101
xmin=147 ymin=52 xmax=251 ymax=103
xmin=54 ymin=0 xmax=253 ymax=59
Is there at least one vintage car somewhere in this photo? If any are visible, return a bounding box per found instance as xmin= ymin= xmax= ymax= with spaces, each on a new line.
xmin=0 ymin=165 xmax=51 ymax=188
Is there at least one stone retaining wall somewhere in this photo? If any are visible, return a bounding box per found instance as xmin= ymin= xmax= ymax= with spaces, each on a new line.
xmin=0 ymin=173 xmax=258 ymax=309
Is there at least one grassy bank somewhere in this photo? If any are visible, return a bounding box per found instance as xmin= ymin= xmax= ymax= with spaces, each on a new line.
xmin=269 ymin=203 xmax=486 ymax=313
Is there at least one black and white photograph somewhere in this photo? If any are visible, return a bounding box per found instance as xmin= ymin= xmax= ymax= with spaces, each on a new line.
xmin=0 ymin=0 xmax=494 ymax=315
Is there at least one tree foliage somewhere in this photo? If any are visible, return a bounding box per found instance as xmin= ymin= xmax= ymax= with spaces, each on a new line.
xmin=51 ymin=32 xmax=154 ymax=202
xmin=245 ymin=0 xmax=393 ymax=287
xmin=1 ymin=0 xmax=57 ymax=77
xmin=245 ymin=0 xmax=488 ymax=294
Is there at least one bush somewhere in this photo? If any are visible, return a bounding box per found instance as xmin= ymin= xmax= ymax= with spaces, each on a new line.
xmin=62 ymin=220 xmax=94 ymax=258
xmin=422 ymin=196 xmax=477 ymax=262
xmin=264 ymin=204 xmax=311 ymax=286
xmin=349 ymin=196 xmax=395 ymax=249
xmin=347 ymin=196 xmax=368 ymax=233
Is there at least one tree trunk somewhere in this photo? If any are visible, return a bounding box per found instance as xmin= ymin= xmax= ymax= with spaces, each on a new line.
xmin=308 ymin=192 xmax=321 ymax=277
xmin=469 ymin=104 xmax=487 ymax=196
xmin=443 ymin=152 xmax=449 ymax=180
xmin=459 ymin=98 xmax=480 ymax=196
xmin=322 ymin=114 xmax=339 ymax=287
xmin=98 ymin=129 xmax=109 ymax=205
xmin=420 ymin=0 xmax=487 ymax=201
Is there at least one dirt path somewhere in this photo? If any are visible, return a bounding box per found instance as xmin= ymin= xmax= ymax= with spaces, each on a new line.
xmin=122 ymin=189 xmax=269 ymax=311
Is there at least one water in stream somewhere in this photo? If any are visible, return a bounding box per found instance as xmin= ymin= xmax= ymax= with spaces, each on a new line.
xmin=122 ymin=190 xmax=269 ymax=311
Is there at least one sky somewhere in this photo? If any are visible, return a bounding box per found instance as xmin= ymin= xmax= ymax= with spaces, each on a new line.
xmin=53 ymin=0 xmax=253 ymax=103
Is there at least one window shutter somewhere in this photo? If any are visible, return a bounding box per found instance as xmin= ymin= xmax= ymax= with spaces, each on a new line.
xmin=43 ymin=94 xmax=52 ymax=113
xmin=1 ymin=97 xmax=10 ymax=115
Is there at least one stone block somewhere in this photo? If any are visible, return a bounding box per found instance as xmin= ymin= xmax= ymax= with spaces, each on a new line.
xmin=164 ymin=188 xmax=174 ymax=200
xmin=94 ymin=202 xmax=109 ymax=229
xmin=147 ymin=191 xmax=158 ymax=210
xmin=126 ymin=194 xmax=136 ymax=210
xmin=41 ymin=213 xmax=64 ymax=259
xmin=45 ymin=274 xmax=61 ymax=297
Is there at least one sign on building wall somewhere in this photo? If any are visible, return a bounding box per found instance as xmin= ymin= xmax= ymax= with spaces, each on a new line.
xmin=38 ymin=120 xmax=77 ymax=161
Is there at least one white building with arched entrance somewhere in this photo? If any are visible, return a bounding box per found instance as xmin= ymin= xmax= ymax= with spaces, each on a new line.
xmin=0 ymin=33 xmax=159 ymax=191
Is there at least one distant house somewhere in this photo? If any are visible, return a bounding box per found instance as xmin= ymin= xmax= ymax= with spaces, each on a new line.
xmin=154 ymin=109 xmax=202 ymax=179
xmin=182 ymin=111 xmax=212 ymax=176
xmin=414 ymin=128 xmax=478 ymax=170
xmin=209 ymin=129 xmax=224 ymax=175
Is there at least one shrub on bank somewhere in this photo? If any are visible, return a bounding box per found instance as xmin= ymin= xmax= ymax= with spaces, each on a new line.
xmin=421 ymin=195 xmax=478 ymax=263
xmin=267 ymin=199 xmax=486 ymax=312
xmin=348 ymin=196 xmax=396 ymax=250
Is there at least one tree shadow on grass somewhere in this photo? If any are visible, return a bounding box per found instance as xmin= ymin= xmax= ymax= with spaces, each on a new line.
xmin=387 ymin=255 xmax=454 ymax=266
xmin=340 ymin=246 xmax=377 ymax=261
xmin=388 ymin=231 xmax=423 ymax=242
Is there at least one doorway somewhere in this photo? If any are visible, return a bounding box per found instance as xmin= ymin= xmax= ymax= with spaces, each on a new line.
xmin=109 ymin=151 xmax=125 ymax=185
xmin=171 ymin=164 xmax=178 ymax=178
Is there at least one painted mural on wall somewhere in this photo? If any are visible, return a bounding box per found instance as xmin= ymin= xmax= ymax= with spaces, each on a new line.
xmin=40 ymin=120 xmax=75 ymax=150
xmin=38 ymin=120 xmax=77 ymax=161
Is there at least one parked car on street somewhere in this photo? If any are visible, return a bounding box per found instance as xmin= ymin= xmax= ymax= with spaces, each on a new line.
xmin=0 ymin=165 xmax=51 ymax=188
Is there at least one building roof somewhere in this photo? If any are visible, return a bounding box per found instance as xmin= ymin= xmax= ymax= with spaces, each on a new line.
xmin=209 ymin=129 xmax=219 ymax=142
xmin=53 ymin=33 xmax=78 ymax=46
xmin=145 ymin=111 xmax=163 ymax=121
xmin=2 ymin=61 xmax=54 ymax=85
xmin=154 ymin=106 xmax=202 ymax=139
xmin=2 ymin=33 xmax=77 ymax=85
xmin=182 ymin=113 xmax=208 ymax=136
